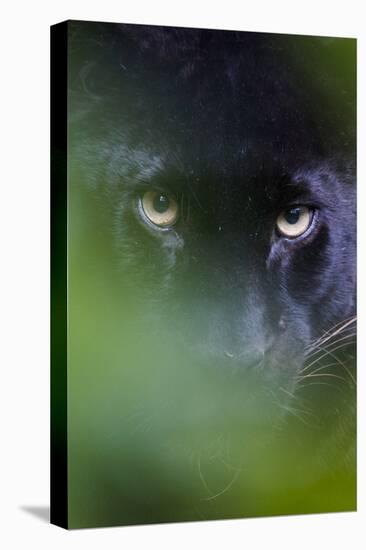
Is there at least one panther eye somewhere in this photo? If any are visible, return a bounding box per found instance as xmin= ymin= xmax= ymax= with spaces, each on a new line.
xmin=276 ymin=206 xmax=313 ymax=238
xmin=140 ymin=190 xmax=179 ymax=228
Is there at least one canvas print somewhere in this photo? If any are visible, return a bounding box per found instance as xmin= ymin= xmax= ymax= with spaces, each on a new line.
xmin=51 ymin=20 xmax=356 ymax=529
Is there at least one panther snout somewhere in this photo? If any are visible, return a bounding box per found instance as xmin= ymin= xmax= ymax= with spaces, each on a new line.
xmin=224 ymin=347 xmax=267 ymax=370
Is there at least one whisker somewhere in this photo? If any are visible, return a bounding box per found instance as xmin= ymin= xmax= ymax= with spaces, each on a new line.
xmin=305 ymin=332 xmax=356 ymax=361
xmin=302 ymin=341 xmax=356 ymax=378
xmin=306 ymin=316 xmax=356 ymax=352
xmin=297 ymin=372 xmax=347 ymax=382
xmin=323 ymin=315 xmax=356 ymax=334
xmin=300 ymin=361 xmax=337 ymax=375
xmin=315 ymin=316 xmax=356 ymax=340
xmin=202 ymin=469 xmax=241 ymax=501
xmin=278 ymin=404 xmax=312 ymax=426
xmin=197 ymin=454 xmax=212 ymax=496
xmin=197 ymin=441 xmax=242 ymax=502
xmin=279 ymin=386 xmax=298 ymax=400
xmin=305 ymin=333 xmax=356 ymax=362
xmin=272 ymin=395 xmax=316 ymax=426
xmin=300 ymin=356 xmax=355 ymax=388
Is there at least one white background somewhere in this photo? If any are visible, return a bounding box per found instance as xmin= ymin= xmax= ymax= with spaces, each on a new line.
xmin=0 ymin=0 xmax=365 ymax=548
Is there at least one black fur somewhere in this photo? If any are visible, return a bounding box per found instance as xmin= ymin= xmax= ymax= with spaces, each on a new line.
xmin=68 ymin=22 xmax=356 ymax=503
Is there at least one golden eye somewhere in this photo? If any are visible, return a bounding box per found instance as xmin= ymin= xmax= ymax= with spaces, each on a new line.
xmin=140 ymin=190 xmax=179 ymax=228
xmin=276 ymin=206 xmax=313 ymax=238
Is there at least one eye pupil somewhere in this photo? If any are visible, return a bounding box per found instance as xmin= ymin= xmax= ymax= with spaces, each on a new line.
xmin=284 ymin=207 xmax=301 ymax=224
xmin=140 ymin=190 xmax=178 ymax=228
xmin=153 ymin=194 xmax=170 ymax=213
xmin=276 ymin=206 xmax=313 ymax=238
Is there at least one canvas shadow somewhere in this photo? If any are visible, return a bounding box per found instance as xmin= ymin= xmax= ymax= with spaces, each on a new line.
xmin=20 ymin=506 xmax=50 ymax=523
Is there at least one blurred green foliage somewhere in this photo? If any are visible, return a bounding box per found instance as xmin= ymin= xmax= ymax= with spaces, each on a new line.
xmin=64 ymin=31 xmax=356 ymax=528
xmin=66 ymin=176 xmax=355 ymax=529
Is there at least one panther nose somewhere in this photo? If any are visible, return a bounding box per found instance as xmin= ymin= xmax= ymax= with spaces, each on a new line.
xmin=224 ymin=348 xmax=266 ymax=369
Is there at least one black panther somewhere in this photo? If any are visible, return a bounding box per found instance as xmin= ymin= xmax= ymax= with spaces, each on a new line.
xmin=67 ymin=22 xmax=356 ymax=523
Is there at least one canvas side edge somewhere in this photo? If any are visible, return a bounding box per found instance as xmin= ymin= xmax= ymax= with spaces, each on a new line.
xmin=50 ymin=21 xmax=69 ymax=530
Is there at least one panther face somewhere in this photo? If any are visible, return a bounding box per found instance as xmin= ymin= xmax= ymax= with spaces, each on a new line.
xmin=66 ymin=26 xmax=356 ymax=523
xmin=69 ymin=25 xmax=356 ymax=428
